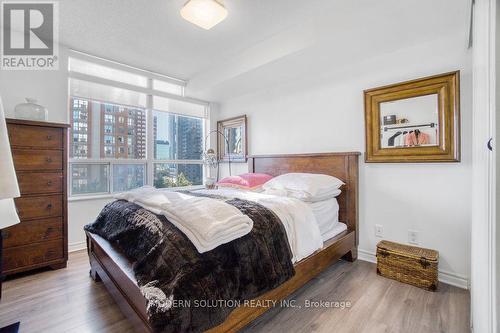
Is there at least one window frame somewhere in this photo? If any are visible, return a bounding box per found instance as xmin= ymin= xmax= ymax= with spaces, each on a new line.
xmin=68 ymin=51 xmax=210 ymax=199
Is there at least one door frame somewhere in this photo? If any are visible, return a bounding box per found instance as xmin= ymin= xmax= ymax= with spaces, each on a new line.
xmin=471 ymin=0 xmax=497 ymax=332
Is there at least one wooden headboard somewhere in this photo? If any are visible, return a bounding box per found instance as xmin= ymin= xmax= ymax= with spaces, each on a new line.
xmin=248 ymin=152 xmax=360 ymax=245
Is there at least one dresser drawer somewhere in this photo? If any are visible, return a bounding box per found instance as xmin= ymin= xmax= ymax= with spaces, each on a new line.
xmin=12 ymin=149 xmax=63 ymax=171
xmin=3 ymin=239 xmax=64 ymax=273
xmin=15 ymin=195 xmax=63 ymax=220
xmin=2 ymin=218 xmax=63 ymax=248
xmin=17 ymin=172 xmax=63 ymax=195
xmin=8 ymin=124 xmax=63 ymax=149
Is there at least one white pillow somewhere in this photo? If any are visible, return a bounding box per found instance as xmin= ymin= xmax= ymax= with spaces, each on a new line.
xmin=262 ymin=173 xmax=344 ymax=201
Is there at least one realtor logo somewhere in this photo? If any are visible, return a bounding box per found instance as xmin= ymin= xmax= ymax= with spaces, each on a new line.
xmin=1 ymin=1 xmax=59 ymax=70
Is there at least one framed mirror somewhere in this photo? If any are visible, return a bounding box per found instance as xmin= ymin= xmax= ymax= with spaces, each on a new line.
xmin=217 ymin=115 xmax=247 ymax=162
xmin=364 ymin=71 xmax=460 ymax=163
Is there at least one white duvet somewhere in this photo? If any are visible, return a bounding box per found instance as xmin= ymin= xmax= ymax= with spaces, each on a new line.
xmin=115 ymin=187 xmax=324 ymax=263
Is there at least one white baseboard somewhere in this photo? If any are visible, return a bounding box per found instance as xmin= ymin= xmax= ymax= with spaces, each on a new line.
xmin=357 ymin=248 xmax=469 ymax=290
xmin=358 ymin=249 xmax=377 ymax=263
xmin=69 ymin=241 xmax=87 ymax=253
xmin=438 ymin=270 xmax=470 ymax=290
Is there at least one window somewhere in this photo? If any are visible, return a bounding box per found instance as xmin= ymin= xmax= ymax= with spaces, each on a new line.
xmin=104 ymin=125 xmax=113 ymax=134
xmin=113 ymin=164 xmax=146 ymax=192
xmin=154 ymin=163 xmax=203 ymax=188
xmin=104 ymin=145 xmax=114 ymax=156
xmin=152 ymin=111 xmax=204 ymax=188
xmin=71 ymin=164 xmax=109 ymax=195
xmin=152 ymin=111 xmax=203 ymax=161
xmin=104 ymin=135 xmax=115 ymax=144
xmin=77 ymin=134 xmax=87 ymax=142
xmin=104 ymin=114 xmax=114 ymax=123
xmin=73 ymin=121 xmax=88 ymax=132
xmin=68 ymin=52 xmax=208 ymax=197
xmin=73 ymin=145 xmax=88 ymax=158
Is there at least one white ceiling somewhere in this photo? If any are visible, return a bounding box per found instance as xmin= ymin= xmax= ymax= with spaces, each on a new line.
xmin=59 ymin=0 xmax=319 ymax=78
xmin=58 ymin=0 xmax=470 ymax=102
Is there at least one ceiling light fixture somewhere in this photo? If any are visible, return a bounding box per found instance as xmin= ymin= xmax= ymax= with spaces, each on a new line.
xmin=180 ymin=0 xmax=228 ymax=30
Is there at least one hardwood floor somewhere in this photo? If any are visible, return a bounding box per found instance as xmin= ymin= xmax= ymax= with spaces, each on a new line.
xmin=0 ymin=250 xmax=470 ymax=333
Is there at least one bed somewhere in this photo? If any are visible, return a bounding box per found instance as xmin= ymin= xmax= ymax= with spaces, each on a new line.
xmin=85 ymin=152 xmax=360 ymax=332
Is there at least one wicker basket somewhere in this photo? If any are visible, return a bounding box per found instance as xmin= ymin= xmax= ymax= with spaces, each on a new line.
xmin=376 ymin=240 xmax=439 ymax=291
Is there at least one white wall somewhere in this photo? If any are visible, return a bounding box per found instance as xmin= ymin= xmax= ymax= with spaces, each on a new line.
xmin=216 ymin=36 xmax=472 ymax=288
xmin=0 ymin=47 xmax=69 ymax=123
xmin=67 ymin=198 xmax=114 ymax=250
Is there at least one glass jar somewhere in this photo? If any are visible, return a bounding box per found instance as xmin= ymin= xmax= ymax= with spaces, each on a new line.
xmin=14 ymin=98 xmax=48 ymax=121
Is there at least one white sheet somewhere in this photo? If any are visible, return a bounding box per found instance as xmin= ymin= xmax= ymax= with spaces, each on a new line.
xmin=195 ymin=188 xmax=324 ymax=263
xmin=321 ymin=222 xmax=347 ymax=242
xmin=114 ymin=187 xmax=253 ymax=253
xmin=308 ymin=198 xmax=339 ymax=237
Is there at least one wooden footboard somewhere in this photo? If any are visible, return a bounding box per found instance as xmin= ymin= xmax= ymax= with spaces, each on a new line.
xmin=86 ymin=152 xmax=360 ymax=332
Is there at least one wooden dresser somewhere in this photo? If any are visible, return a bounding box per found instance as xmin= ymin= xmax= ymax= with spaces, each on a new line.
xmin=2 ymin=119 xmax=69 ymax=276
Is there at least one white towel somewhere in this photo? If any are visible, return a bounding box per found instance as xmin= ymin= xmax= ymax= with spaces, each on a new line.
xmin=114 ymin=187 xmax=253 ymax=253
xmin=160 ymin=196 xmax=253 ymax=253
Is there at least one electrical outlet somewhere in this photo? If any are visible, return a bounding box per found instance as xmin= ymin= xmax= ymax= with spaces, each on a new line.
xmin=375 ymin=224 xmax=384 ymax=238
xmin=408 ymin=230 xmax=419 ymax=245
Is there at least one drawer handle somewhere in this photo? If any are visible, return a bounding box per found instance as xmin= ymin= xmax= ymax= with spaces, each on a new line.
xmin=47 ymin=180 xmax=53 ymax=186
xmin=2 ymin=231 xmax=10 ymax=239
xmin=46 ymin=157 xmax=53 ymax=163
xmin=47 ymin=135 xmax=53 ymax=140
xmin=46 ymin=203 xmax=53 ymax=210
xmin=44 ymin=227 xmax=54 ymax=238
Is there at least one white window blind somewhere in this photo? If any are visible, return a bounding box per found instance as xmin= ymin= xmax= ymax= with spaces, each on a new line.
xmin=153 ymin=96 xmax=207 ymax=118
xmin=69 ymin=57 xmax=149 ymax=88
xmin=70 ymin=78 xmax=148 ymax=108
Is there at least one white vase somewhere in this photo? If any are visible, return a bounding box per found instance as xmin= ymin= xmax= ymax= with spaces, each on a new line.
xmin=14 ymin=98 xmax=48 ymax=121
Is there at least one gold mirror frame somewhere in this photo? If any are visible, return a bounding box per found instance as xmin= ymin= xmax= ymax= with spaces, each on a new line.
xmin=217 ymin=115 xmax=247 ymax=162
xmin=364 ymin=71 xmax=460 ymax=163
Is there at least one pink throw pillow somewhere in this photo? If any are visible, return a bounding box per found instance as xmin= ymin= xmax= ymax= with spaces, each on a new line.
xmin=217 ymin=173 xmax=273 ymax=190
